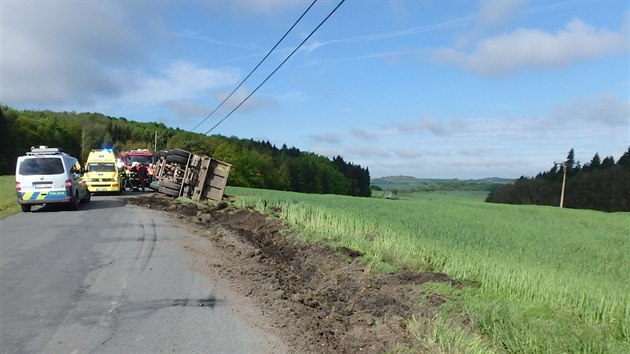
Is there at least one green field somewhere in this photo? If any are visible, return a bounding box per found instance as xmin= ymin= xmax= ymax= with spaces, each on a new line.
xmin=227 ymin=186 xmax=630 ymax=353
xmin=0 ymin=176 xmax=20 ymax=219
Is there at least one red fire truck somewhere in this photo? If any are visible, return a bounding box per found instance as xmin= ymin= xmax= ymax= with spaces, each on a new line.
xmin=119 ymin=149 xmax=156 ymax=190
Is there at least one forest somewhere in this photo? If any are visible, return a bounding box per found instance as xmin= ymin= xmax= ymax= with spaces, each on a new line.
xmin=486 ymin=148 xmax=630 ymax=212
xmin=0 ymin=106 xmax=371 ymax=197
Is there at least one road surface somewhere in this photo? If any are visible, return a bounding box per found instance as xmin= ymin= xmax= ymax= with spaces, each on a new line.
xmin=0 ymin=195 xmax=285 ymax=353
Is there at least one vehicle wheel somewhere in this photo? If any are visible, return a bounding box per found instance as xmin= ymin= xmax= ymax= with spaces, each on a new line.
xmin=69 ymin=193 xmax=80 ymax=211
xmin=159 ymin=186 xmax=180 ymax=197
xmin=159 ymin=180 xmax=182 ymax=191
xmin=168 ymin=149 xmax=191 ymax=159
xmin=80 ymin=191 xmax=91 ymax=204
xmin=166 ymin=154 xmax=188 ymax=165
xmin=21 ymin=204 xmax=31 ymax=212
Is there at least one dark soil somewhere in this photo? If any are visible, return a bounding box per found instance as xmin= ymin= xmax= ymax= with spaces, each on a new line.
xmin=127 ymin=194 xmax=456 ymax=353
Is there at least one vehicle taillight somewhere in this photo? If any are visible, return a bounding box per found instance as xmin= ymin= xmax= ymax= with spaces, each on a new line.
xmin=65 ymin=179 xmax=73 ymax=196
xmin=16 ymin=181 xmax=21 ymax=192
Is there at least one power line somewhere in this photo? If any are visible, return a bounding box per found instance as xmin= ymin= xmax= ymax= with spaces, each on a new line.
xmin=205 ymin=0 xmax=346 ymax=135
xmin=190 ymin=0 xmax=318 ymax=133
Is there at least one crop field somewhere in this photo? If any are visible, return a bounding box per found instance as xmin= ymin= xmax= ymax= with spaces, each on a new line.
xmin=228 ymin=186 xmax=630 ymax=353
xmin=0 ymin=175 xmax=20 ymax=219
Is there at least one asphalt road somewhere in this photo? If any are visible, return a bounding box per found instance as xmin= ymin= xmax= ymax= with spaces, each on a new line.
xmin=0 ymin=194 xmax=283 ymax=353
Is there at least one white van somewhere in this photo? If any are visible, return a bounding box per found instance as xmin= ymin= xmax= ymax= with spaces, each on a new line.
xmin=16 ymin=147 xmax=91 ymax=212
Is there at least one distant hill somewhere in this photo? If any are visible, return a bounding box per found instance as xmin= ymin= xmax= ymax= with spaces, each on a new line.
xmin=371 ymin=175 xmax=513 ymax=192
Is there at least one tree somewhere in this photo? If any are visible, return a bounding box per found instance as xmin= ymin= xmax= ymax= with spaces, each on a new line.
xmin=583 ymin=153 xmax=601 ymax=172
xmin=601 ymin=156 xmax=615 ymax=169
xmin=487 ymin=146 xmax=630 ymax=212
xmin=618 ymin=147 xmax=630 ymax=168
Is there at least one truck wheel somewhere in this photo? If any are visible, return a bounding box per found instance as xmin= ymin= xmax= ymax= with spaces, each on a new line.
xmin=21 ymin=204 xmax=31 ymax=212
xmin=159 ymin=180 xmax=182 ymax=190
xmin=159 ymin=186 xmax=179 ymax=197
xmin=166 ymin=154 xmax=188 ymax=165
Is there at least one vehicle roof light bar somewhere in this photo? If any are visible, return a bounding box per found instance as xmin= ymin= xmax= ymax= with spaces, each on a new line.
xmin=26 ymin=146 xmax=66 ymax=156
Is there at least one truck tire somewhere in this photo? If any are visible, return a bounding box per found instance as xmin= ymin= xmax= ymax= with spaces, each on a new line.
xmin=159 ymin=180 xmax=182 ymax=191
xmin=166 ymin=154 xmax=188 ymax=165
xmin=168 ymin=149 xmax=191 ymax=159
xmin=159 ymin=186 xmax=180 ymax=197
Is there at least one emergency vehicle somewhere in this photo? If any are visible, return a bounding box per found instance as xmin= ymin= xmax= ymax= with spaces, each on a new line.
xmin=84 ymin=149 xmax=122 ymax=193
xmin=119 ymin=149 xmax=155 ymax=182
xmin=15 ymin=146 xmax=91 ymax=212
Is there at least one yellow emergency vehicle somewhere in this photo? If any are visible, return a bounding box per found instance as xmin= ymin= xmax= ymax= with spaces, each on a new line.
xmin=84 ymin=149 xmax=122 ymax=193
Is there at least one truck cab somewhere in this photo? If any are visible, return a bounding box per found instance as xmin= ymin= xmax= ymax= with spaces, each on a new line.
xmin=120 ymin=149 xmax=156 ymax=182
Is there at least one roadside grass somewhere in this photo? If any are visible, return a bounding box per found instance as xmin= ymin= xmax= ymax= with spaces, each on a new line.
xmin=227 ymin=186 xmax=630 ymax=353
xmin=0 ymin=175 xmax=20 ymax=219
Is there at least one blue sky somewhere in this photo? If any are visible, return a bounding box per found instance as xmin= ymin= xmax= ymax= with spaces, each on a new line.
xmin=1 ymin=0 xmax=628 ymax=179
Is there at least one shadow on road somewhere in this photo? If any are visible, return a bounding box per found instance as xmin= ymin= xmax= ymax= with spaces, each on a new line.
xmin=25 ymin=190 xmax=158 ymax=213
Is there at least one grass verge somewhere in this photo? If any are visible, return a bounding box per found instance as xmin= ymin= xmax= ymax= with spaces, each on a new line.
xmin=0 ymin=175 xmax=20 ymax=219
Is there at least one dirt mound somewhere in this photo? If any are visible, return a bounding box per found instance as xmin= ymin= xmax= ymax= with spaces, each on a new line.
xmin=127 ymin=194 xmax=454 ymax=353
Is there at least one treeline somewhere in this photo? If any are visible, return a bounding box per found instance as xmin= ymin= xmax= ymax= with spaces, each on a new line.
xmin=0 ymin=106 xmax=370 ymax=197
xmin=486 ymin=148 xmax=630 ymax=212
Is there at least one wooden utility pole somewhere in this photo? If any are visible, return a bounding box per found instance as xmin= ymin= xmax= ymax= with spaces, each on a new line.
xmin=559 ymin=161 xmax=567 ymax=208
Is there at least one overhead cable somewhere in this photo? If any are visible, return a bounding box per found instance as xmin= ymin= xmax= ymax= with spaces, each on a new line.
xmin=205 ymin=0 xmax=346 ymax=135
xmin=190 ymin=0 xmax=318 ymax=133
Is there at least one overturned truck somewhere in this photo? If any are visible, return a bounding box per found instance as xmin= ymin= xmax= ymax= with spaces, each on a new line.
xmin=154 ymin=149 xmax=231 ymax=201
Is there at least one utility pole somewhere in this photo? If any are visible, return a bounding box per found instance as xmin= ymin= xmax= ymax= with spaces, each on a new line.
xmin=154 ymin=130 xmax=157 ymax=151
xmin=554 ymin=160 xmax=570 ymax=208
xmin=559 ymin=160 xmax=568 ymax=208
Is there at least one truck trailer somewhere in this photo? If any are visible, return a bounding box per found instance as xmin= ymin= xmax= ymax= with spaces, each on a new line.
xmin=154 ymin=149 xmax=231 ymax=201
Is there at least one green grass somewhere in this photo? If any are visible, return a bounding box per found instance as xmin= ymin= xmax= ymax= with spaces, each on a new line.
xmin=0 ymin=175 xmax=20 ymax=219
xmin=227 ymin=186 xmax=630 ymax=353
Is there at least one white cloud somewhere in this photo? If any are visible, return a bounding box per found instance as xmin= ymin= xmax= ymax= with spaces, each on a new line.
xmin=432 ymin=19 xmax=628 ymax=76
xmin=549 ymin=93 xmax=629 ymax=127
xmin=215 ymin=86 xmax=278 ymax=114
xmin=388 ymin=116 xmax=464 ymax=136
xmin=0 ymin=2 xmax=242 ymax=114
xmin=393 ymin=148 xmax=423 ymax=158
xmin=165 ymin=99 xmax=212 ymax=118
xmin=300 ymin=16 xmax=473 ymax=54
xmin=349 ymin=128 xmax=377 ymax=141
xmin=1 ymin=2 xmax=142 ymax=106
xmin=309 ymin=133 xmax=342 ymax=144
xmin=124 ymin=61 xmax=239 ymax=104
xmin=478 ymin=0 xmax=527 ymax=27
xmin=201 ymin=0 xmax=303 ymax=17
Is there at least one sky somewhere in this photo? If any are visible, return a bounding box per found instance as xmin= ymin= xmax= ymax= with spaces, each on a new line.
xmin=1 ymin=0 xmax=628 ymax=179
